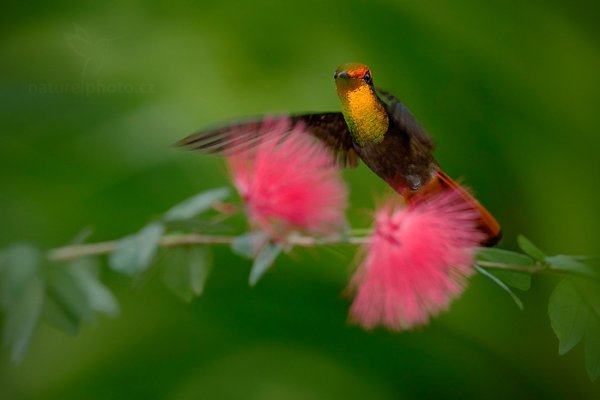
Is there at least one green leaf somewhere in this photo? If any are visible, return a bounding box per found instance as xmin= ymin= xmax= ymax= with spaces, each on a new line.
xmin=0 ymin=244 xmax=44 ymax=362
xmin=70 ymin=258 xmax=119 ymax=316
xmin=546 ymin=255 xmax=600 ymax=281
xmin=573 ymin=279 xmax=600 ymax=318
xmin=161 ymin=247 xmax=211 ymax=302
xmin=0 ymin=243 xmax=41 ymax=309
xmin=42 ymin=295 xmax=79 ymax=336
xmin=45 ymin=264 xmax=94 ymax=324
xmin=189 ymin=247 xmax=211 ymax=296
xmin=476 ymin=247 xmax=537 ymax=290
xmin=249 ymin=243 xmax=282 ymax=286
xmin=548 ymin=279 xmax=589 ymax=355
xmin=160 ymin=248 xmax=188 ymax=300
xmin=517 ymin=235 xmax=546 ymax=261
xmin=585 ymin=316 xmax=600 ymax=381
xmin=549 ymin=278 xmax=600 ymax=380
xmin=486 ymin=269 xmax=531 ymax=291
xmin=164 ymin=187 xmax=230 ymax=222
xmin=109 ymin=222 xmax=164 ymax=275
xmin=476 ymin=266 xmax=523 ymax=310
xmin=43 ymin=259 xmax=118 ymax=336
xmin=476 ymin=248 xmax=536 ymax=267
xmin=231 ymin=232 xmax=269 ymax=259
xmin=2 ymin=277 xmax=44 ymax=363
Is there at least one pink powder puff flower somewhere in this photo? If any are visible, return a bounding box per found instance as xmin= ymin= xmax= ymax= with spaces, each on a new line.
xmin=349 ymin=190 xmax=484 ymax=331
xmin=227 ymin=118 xmax=348 ymax=239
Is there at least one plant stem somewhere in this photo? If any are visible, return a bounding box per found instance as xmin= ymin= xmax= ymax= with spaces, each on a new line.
xmin=476 ymin=260 xmax=546 ymax=273
xmin=47 ymin=233 xmax=370 ymax=262
xmin=47 ymin=234 xmax=548 ymax=276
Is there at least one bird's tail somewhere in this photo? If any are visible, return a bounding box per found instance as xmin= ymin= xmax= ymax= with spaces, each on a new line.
xmin=406 ymin=168 xmax=502 ymax=247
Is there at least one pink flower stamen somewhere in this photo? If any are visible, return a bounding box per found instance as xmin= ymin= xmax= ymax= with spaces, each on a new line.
xmin=227 ymin=118 xmax=348 ymax=239
xmin=349 ymin=190 xmax=484 ymax=331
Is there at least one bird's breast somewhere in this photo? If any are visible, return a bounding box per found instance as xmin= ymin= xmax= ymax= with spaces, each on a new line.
xmin=340 ymin=85 xmax=389 ymax=146
xmin=353 ymin=128 xmax=437 ymax=196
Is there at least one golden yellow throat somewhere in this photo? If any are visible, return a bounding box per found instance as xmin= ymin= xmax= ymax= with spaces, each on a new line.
xmin=338 ymin=83 xmax=389 ymax=146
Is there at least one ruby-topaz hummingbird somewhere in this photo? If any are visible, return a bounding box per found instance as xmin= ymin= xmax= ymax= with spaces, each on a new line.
xmin=178 ymin=63 xmax=501 ymax=245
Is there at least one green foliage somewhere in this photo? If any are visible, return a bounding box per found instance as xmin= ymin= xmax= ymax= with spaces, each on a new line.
xmin=476 ymin=266 xmax=524 ymax=310
xmin=476 ymin=247 xmax=533 ymax=292
xmin=70 ymin=258 xmax=119 ymax=317
xmin=43 ymin=258 xmax=119 ymax=335
xmin=109 ymin=222 xmax=164 ymax=275
xmin=249 ymin=242 xmax=282 ymax=286
xmin=586 ymin=317 xmax=600 ymax=382
xmin=1 ymin=185 xmax=599 ymax=391
xmin=0 ymin=244 xmax=41 ymax=309
xmin=3 ymin=278 xmax=44 ymax=363
xmin=164 ymin=187 xmax=230 ymax=222
xmin=0 ymin=187 xmax=237 ymax=362
xmin=42 ymin=291 xmax=79 ymax=336
xmin=549 ymin=278 xmax=600 ymax=381
xmin=231 ymin=231 xmax=269 ymax=259
xmin=477 ymin=235 xmax=600 ymax=381
xmin=475 ymin=246 xmax=535 ymax=308
xmin=486 ymin=269 xmax=531 ymax=291
xmin=45 ymin=263 xmax=95 ymax=327
xmin=0 ymin=245 xmax=118 ymax=362
xmin=0 ymin=187 xmax=233 ymax=362
xmin=476 ymin=247 xmax=536 ymax=267
xmin=161 ymin=247 xmax=211 ymax=302
xmin=517 ymin=235 xmax=546 ymax=262
xmin=546 ymin=255 xmax=600 ymax=281
xmin=0 ymin=244 xmax=44 ymax=362
xmin=548 ymin=279 xmax=588 ymax=355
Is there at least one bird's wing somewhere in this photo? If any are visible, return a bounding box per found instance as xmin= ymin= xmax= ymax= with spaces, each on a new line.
xmin=177 ymin=112 xmax=359 ymax=167
xmin=376 ymin=88 xmax=435 ymax=151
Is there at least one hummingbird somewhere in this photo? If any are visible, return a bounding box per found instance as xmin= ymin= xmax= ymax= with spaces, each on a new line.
xmin=178 ymin=63 xmax=501 ymax=245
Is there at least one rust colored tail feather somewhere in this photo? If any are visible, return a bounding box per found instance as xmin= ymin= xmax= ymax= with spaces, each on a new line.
xmin=407 ymin=168 xmax=502 ymax=247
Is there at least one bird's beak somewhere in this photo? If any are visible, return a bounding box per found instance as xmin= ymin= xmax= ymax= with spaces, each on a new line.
xmin=334 ymin=70 xmax=349 ymax=79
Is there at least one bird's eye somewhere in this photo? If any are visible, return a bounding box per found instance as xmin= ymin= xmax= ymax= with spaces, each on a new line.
xmin=363 ymin=71 xmax=372 ymax=84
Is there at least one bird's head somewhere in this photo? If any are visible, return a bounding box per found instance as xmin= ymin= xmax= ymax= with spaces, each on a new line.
xmin=334 ymin=63 xmax=373 ymax=91
xmin=334 ymin=63 xmax=388 ymax=146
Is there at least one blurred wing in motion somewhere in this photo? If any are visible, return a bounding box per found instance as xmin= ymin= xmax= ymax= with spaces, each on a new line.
xmin=178 ymin=113 xmax=359 ymax=167
xmin=376 ymin=89 xmax=435 ymax=151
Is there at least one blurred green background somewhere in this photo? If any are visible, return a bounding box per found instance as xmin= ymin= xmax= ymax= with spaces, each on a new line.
xmin=1 ymin=0 xmax=599 ymax=398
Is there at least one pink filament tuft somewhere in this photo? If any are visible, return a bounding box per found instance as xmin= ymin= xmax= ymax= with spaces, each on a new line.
xmin=227 ymin=118 xmax=348 ymax=238
xmin=349 ymin=190 xmax=484 ymax=331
